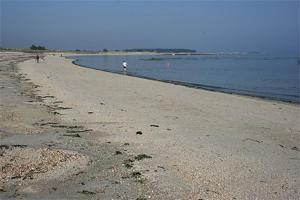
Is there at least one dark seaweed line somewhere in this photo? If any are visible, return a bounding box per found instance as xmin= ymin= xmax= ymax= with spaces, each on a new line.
xmin=70 ymin=59 xmax=299 ymax=104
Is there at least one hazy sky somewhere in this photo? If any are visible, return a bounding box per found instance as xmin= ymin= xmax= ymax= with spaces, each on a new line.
xmin=1 ymin=0 xmax=299 ymax=56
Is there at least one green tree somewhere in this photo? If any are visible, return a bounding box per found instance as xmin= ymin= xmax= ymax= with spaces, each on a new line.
xmin=30 ymin=44 xmax=47 ymax=50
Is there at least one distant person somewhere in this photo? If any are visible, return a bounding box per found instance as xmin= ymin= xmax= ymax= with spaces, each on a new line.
xmin=122 ymin=60 xmax=127 ymax=72
xmin=36 ymin=55 xmax=39 ymax=63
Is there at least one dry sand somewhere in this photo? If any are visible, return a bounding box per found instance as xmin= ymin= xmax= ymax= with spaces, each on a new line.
xmin=1 ymin=52 xmax=299 ymax=199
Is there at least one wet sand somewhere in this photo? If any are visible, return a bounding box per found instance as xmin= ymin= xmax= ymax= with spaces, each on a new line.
xmin=1 ymin=52 xmax=299 ymax=199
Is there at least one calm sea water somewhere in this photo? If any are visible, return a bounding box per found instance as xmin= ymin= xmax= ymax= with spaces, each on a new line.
xmin=70 ymin=54 xmax=299 ymax=103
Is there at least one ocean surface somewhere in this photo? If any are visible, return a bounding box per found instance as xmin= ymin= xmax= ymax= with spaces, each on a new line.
xmin=69 ymin=54 xmax=299 ymax=103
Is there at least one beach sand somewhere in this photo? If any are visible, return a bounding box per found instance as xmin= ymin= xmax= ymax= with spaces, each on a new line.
xmin=1 ymin=52 xmax=299 ymax=199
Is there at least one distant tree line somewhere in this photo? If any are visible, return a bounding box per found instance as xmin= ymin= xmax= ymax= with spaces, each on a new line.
xmin=74 ymin=48 xmax=108 ymax=52
xmin=30 ymin=45 xmax=47 ymax=50
xmin=124 ymin=48 xmax=196 ymax=53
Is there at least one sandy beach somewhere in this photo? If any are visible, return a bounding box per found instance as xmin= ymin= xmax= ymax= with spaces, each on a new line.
xmin=1 ymin=52 xmax=299 ymax=199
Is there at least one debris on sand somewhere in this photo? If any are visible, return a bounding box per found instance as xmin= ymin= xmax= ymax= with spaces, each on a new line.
xmin=136 ymin=131 xmax=143 ymax=135
xmin=150 ymin=124 xmax=159 ymax=127
xmin=52 ymin=111 xmax=62 ymax=115
xmin=63 ymin=133 xmax=81 ymax=138
xmin=291 ymin=146 xmax=300 ymax=152
xmin=134 ymin=154 xmax=152 ymax=161
xmin=66 ymin=129 xmax=92 ymax=133
xmin=41 ymin=95 xmax=55 ymax=99
xmin=131 ymin=171 xmax=142 ymax=178
xmin=136 ymin=197 xmax=147 ymax=200
xmin=131 ymin=171 xmax=145 ymax=183
xmin=53 ymin=101 xmax=63 ymax=104
xmin=51 ymin=124 xmax=84 ymax=129
xmin=243 ymin=138 xmax=262 ymax=143
xmin=35 ymin=122 xmax=59 ymax=126
xmin=56 ymin=106 xmax=72 ymax=110
xmin=77 ymin=190 xmax=96 ymax=195
xmin=123 ymin=159 xmax=134 ymax=168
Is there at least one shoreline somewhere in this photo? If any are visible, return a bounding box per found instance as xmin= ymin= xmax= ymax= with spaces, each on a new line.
xmin=4 ymin=52 xmax=300 ymax=199
xmin=70 ymin=57 xmax=299 ymax=105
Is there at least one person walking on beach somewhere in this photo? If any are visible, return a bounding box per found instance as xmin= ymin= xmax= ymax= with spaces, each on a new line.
xmin=122 ymin=60 xmax=127 ymax=72
xmin=36 ymin=55 xmax=40 ymax=63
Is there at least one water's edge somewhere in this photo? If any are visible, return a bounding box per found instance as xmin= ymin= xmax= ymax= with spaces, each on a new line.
xmin=70 ymin=58 xmax=299 ymax=104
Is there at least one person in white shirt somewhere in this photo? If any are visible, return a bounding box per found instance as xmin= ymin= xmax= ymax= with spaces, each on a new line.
xmin=122 ymin=60 xmax=127 ymax=72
